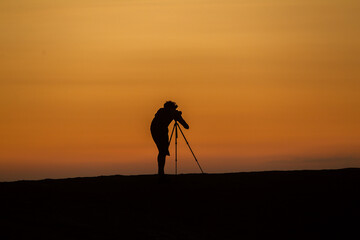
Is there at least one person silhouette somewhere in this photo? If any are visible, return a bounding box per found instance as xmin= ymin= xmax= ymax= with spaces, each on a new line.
xmin=151 ymin=101 xmax=189 ymax=176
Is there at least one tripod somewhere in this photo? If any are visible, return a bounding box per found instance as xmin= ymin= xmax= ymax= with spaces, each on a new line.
xmin=169 ymin=121 xmax=204 ymax=174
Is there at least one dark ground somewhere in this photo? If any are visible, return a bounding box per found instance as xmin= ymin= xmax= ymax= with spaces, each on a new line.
xmin=1 ymin=168 xmax=359 ymax=239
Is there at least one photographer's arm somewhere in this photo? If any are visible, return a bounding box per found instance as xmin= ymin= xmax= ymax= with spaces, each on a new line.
xmin=175 ymin=111 xmax=189 ymax=129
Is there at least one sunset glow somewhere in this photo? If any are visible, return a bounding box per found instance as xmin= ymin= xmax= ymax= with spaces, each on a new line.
xmin=1 ymin=0 xmax=359 ymax=180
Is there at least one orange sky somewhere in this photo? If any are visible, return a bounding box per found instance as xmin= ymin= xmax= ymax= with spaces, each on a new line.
xmin=1 ymin=0 xmax=359 ymax=181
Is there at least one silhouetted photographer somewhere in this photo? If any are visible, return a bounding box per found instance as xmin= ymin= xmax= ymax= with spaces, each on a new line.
xmin=151 ymin=101 xmax=189 ymax=176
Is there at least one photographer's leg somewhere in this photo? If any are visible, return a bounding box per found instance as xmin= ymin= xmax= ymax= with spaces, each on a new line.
xmin=157 ymin=153 xmax=166 ymax=175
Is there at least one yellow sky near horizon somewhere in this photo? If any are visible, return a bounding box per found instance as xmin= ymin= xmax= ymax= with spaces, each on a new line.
xmin=1 ymin=0 xmax=360 ymax=180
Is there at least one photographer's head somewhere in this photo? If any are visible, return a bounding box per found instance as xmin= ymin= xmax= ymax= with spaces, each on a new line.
xmin=164 ymin=101 xmax=178 ymax=110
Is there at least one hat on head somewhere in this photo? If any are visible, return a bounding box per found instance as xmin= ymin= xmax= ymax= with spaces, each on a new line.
xmin=164 ymin=101 xmax=178 ymax=109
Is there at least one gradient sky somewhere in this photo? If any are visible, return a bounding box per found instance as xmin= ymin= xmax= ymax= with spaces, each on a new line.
xmin=1 ymin=0 xmax=359 ymax=181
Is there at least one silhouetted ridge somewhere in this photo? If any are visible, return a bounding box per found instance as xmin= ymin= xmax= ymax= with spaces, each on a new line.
xmin=1 ymin=168 xmax=359 ymax=239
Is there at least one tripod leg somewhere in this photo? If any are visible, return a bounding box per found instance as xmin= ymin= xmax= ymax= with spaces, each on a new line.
xmin=169 ymin=122 xmax=179 ymax=175
xmin=177 ymin=125 xmax=205 ymax=174
xmin=175 ymin=123 xmax=178 ymax=175
xmin=169 ymin=122 xmax=176 ymax=146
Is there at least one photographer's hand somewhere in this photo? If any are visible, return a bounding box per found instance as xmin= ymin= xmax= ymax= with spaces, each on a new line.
xmin=177 ymin=114 xmax=189 ymax=129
